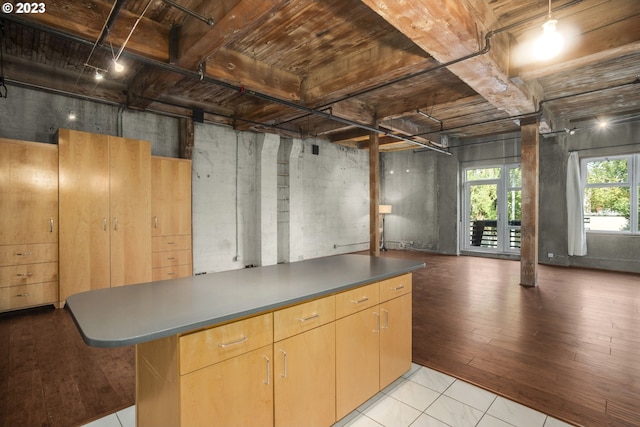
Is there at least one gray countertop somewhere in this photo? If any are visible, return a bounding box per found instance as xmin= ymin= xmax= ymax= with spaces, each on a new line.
xmin=65 ymin=254 xmax=425 ymax=348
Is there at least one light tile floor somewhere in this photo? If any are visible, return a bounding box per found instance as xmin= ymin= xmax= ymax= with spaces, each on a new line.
xmin=82 ymin=364 xmax=574 ymax=427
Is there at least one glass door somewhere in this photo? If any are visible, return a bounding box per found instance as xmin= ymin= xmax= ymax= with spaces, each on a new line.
xmin=463 ymin=165 xmax=521 ymax=254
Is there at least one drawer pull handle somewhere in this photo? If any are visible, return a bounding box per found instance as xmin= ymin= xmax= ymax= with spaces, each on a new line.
xmin=154 ymin=216 xmax=158 ymax=229
xmin=218 ymin=336 xmax=247 ymax=348
xmin=16 ymin=293 xmax=31 ymax=297
xmin=103 ymin=218 xmax=107 ymax=231
xmin=50 ymin=218 xmax=54 ymax=233
xmin=381 ymin=309 xmax=389 ymax=329
xmin=391 ymin=285 xmax=405 ymax=291
xmin=167 ymin=257 xmax=176 ymax=260
xmin=264 ymin=356 xmax=271 ymax=385
xmin=167 ymin=272 xmax=176 ymax=276
xmin=280 ymin=349 xmax=287 ymax=378
xmin=351 ymin=296 xmax=369 ymax=305
xmin=16 ymin=273 xmax=33 ymax=277
xmin=297 ymin=313 xmax=319 ymax=322
xmin=16 ymin=251 xmax=32 ymax=256
xmin=168 ymin=242 xmax=176 ymax=245
xmin=113 ymin=217 xmax=118 ymax=231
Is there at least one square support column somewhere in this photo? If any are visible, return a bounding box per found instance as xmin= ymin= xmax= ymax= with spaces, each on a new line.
xmin=520 ymin=117 xmax=539 ymax=287
xmin=256 ymin=133 xmax=280 ymax=266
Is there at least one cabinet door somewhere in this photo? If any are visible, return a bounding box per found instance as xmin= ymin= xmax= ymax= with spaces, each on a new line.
xmin=0 ymin=139 xmax=58 ymax=245
xmin=180 ymin=345 xmax=273 ymax=427
xmin=58 ymin=129 xmax=110 ymax=301
xmin=335 ymin=307 xmax=380 ymax=420
xmin=109 ymin=136 xmax=152 ymax=287
xmin=152 ymin=157 xmax=192 ymax=237
xmin=380 ymin=293 xmax=412 ymax=389
xmin=274 ymin=323 xmax=335 ymax=427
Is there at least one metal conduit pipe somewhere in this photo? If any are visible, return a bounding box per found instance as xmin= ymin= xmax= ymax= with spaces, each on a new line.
xmin=3 ymin=15 xmax=450 ymax=154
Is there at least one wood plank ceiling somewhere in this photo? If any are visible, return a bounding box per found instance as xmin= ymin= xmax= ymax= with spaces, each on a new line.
xmin=2 ymin=0 xmax=639 ymax=152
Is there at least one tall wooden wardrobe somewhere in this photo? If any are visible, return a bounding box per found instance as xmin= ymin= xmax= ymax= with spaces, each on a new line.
xmin=0 ymin=139 xmax=59 ymax=312
xmin=58 ymin=129 xmax=153 ymax=304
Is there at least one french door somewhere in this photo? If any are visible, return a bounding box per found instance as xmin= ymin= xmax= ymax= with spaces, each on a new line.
xmin=462 ymin=165 xmax=521 ymax=254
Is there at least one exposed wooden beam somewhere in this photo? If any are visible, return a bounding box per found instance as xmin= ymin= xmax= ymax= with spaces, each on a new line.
xmin=360 ymin=0 xmax=540 ymax=116
xmin=520 ymin=116 xmax=539 ymax=287
xmin=24 ymin=0 xmax=169 ymax=61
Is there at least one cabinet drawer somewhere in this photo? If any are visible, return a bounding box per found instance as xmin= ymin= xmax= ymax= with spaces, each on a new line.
xmin=0 ymin=262 xmax=58 ymax=288
xmin=0 ymin=243 xmax=58 ymax=266
xmin=0 ymin=281 xmax=58 ymax=311
xmin=152 ymin=249 xmax=192 ymax=268
xmin=180 ymin=313 xmax=273 ymax=375
xmin=152 ymin=264 xmax=192 ymax=281
xmin=379 ymin=274 xmax=412 ymax=302
xmin=335 ymin=282 xmax=379 ymax=319
xmin=152 ymin=235 xmax=191 ymax=252
xmin=274 ymin=295 xmax=335 ymax=342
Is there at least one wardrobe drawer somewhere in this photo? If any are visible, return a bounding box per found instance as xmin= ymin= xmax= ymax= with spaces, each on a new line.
xmin=152 ymin=249 xmax=192 ymax=268
xmin=274 ymin=295 xmax=335 ymax=342
xmin=152 ymin=264 xmax=192 ymax=281
xmin=0 ymin=243 xmax=58 ymax=266
xmin=0 ymin=262 xmax=58 ymax=288
xmin=0 ymin=281 xmax=58 ymax=312
xmin=379 ymin=274 xmax=412 ymax=302
xmin=179 ymin=312 xmax=273 ymax=375
xmin=152 ymin=235 xmax=191 ymax=252
xmin=335 ymin=282 xmax=379 ymax=319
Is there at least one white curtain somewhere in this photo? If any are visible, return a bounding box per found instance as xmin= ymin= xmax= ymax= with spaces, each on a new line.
xmin=566 ymin=151 xmax=587 ymax=256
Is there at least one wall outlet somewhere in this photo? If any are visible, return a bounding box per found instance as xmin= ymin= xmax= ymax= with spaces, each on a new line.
xmin=233 ymin=255 xmax=241 ymax=262
xmin=547 ymin=252 xmax=554 ymax=258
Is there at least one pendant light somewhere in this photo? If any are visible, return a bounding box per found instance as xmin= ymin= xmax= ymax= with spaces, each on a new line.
xmin=534 ymin=0 xmax=564 ymax=60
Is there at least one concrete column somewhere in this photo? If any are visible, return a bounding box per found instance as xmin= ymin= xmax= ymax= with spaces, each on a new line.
xmin=287 ymin=139 xmax=304 ymax=262
xmin=369 ymin=131 xmax=380 ymax=256
xmin=520 ymin=117 xmax=539 ymax=286
xmin=256 ymin=133 xmax=280 ymax=266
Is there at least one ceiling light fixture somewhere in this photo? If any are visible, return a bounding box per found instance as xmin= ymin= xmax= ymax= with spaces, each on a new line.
xmin=94 ymin=70 xmax=104 ymax=80
xmin=598 ymin=120 xmax=608 ymax=129
xmin=68 ymin=111 xmax=77 ymax=120
xmin=113 ymin=59 xmax=124 ymax=73
xmin=534 ymin=0 xmax=564 ymax=60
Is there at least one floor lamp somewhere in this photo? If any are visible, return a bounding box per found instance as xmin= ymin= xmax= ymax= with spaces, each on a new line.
xmin=379 ymin=205 xmax=392 ymax=251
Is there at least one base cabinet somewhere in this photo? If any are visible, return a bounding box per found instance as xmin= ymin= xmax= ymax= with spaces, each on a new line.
xmin=136 ymin=274 xmax=412 ymax=427
xmin=181 ymin=345 xmax=274 ymax=427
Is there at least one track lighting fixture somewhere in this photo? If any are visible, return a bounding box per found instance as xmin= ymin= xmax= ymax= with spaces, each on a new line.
xmin=113 ymin=60 xmax=124 ymax=73
xmin=94 ymin=70 xmax=103 ymax=80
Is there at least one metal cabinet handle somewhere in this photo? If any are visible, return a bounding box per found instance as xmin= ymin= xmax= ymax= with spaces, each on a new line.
xmin=381 ymin=309 xmax=389 ymax=329
xmin=113 ymin=217 xmax=118 ymax=231
xmin=16 ymin=293 xmax=31 ymax=297
xmin=16 ymin=272 xmax=33 ymax=277
xmin=264 ymin=356 xmax=271 ymax=385
xmin=167 ymin=257 xmax=176 ymax=260
xmin=103 ymin=218 xmax=107 ymax=231
xmin=154 ymin=216 xmax=158 ymax=229
xmin=217 ymin=336 xmax=247 ymax=348
xmin=16 ymin=251 xmax=32 ymax=256
xmin=297 ymin=313 xmax=319 ymax=322
xmin=280 ymin=349 xmax=287 ymax=378
xmin=391 ymin=284 xmax=405 ymax=291
xmin=351 ymin=296 xmax=369 ymax=304
xmin=373 ymin=312 xmax=380 ymax=333
xmin=50 ymin=218 xmax=54 ymax=233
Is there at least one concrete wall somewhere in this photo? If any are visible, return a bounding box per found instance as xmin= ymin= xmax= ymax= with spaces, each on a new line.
xmin=1 ymin=86 xmax=371 ymax=276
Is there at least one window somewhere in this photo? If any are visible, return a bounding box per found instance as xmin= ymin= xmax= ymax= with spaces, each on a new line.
xmin=462 ymin=164 xmax=521 ymax=253
xmin=582 ymin=155 xmax=640 ymax=233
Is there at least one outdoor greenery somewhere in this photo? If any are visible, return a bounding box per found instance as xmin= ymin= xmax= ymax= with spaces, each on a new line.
xmin=584 ymin=158 xmax=630 ymax=219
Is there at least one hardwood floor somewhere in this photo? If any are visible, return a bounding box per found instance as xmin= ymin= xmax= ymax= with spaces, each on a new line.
xmin=0 ymin=306 xmax=135 ymax=427
xmin=398 ymin=250 xmax=640 ymax=427
xmin=1 ymin=252 xmax=639 ymax=427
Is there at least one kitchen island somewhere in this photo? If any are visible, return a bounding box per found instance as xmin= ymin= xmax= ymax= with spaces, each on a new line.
xmin=66 ymin=254 xmax=425 ymax=427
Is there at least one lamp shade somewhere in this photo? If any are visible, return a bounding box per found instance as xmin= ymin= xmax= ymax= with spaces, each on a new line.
xmin=379 ymin=205 xmax=392 ymax=214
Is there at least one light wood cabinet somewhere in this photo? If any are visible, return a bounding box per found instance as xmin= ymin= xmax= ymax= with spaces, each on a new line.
xmin=58 ymin=129 xmax=151 ymax=303
xmin=137 ymin=313 xmax=274 ymax=427
xmin=151 ymin=157 xmax=192 ymax=280
xmin=0 ymin=139 xmax=59 ymax=312
xmin=136 ymin=274 xmax=412 ymax=427
xmin=335 ymin=274 xmax=413 ymax=419
xmin=274 ymin=296 xmax=336 ymax=427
